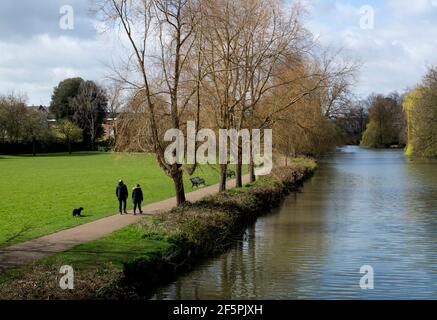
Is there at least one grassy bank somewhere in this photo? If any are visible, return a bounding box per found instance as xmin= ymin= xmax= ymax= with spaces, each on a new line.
xmin=0 ymin=153 xmax=225 ymax=246
xmin=0 ymin=158 xmax=316 ymax=300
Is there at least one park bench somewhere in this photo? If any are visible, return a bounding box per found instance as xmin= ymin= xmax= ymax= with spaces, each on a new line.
xmin=226 ymin=169 xmax=236 ymax=178
xmin=190 ymin=177 xmax=206 ymax=188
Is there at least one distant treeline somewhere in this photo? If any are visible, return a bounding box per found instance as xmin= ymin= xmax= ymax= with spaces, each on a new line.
xmin=351 ymin=64 xmax=437 ymax=158
xmin=0 ymin=78 xmax=115 ymax=155
xmin=0 ymin=141 xmax=85 ymax=155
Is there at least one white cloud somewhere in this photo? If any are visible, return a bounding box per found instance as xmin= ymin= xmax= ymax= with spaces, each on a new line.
xmin=306 ymin=0 xmax=437 ymax=98
xmin=1 ymin=0 xmax=437 ymax=104
xmin=0 ymin=34 xmax=113 ymax=105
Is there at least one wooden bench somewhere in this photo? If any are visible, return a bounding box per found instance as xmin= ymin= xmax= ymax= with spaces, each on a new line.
xmin=226 ymin=170 xmax=236 ymax=178
xmin=190 ymin=177 xmax=206 ymax=188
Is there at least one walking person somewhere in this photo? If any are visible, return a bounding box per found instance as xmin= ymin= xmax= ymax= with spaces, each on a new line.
xmin=132 ymin=184 xmax=144 ymax=215
xmin=116 ymin=180 xmax=128 ymax=214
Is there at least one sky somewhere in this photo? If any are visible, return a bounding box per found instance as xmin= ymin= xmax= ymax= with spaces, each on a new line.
xmin=0 ymin=0 xmax=437 ymax=105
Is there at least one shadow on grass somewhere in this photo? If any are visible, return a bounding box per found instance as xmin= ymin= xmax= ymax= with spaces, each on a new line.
xmin=76 ymin=214 xmax=94 ymax=218
xmin=8 ymin=152 xmax=107 ymax=158
xmin=0 ymin=226 xmax=33 ymax=248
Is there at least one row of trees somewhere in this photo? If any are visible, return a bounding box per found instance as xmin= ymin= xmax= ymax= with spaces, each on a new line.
xmin=404 ymin=66 xmax=437 ymax=158
xmin=0 ymin=78 xmax=117 ymax=155
xmin=98 ymin=0 xmax=358 ymax=205
xmin=0 ymin=93 xmax=84 ymax=155
xmin=0 ymin=94 xmax=51 ymax=155
xmin=358 ymin=64 xmax=437 ymax=157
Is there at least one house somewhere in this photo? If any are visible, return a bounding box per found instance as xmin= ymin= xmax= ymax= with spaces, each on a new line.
xmin=102 ymin=113 xmax=118 ymax=140
xmin=28 ymin=105 xmax=57 ymax=126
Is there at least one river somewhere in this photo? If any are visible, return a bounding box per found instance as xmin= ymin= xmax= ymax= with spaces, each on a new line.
xmin=152 ymin=146 xmax=436 ymax=300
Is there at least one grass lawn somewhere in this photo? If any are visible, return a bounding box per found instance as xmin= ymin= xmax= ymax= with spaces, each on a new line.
xmin=44 ymin=222 xmax=170 ymax=270
xmin=0 ymin=152 xmax=224 ymax=246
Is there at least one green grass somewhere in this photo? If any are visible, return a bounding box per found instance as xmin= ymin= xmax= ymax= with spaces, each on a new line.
xmin=44 ymin=222 xmax=171 ymax=270
xmin=0 ymin=152 xmax=224 ymax=246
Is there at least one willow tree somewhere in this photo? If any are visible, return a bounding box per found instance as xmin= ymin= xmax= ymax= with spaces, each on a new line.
xmin=97 ymin=0 xmax=201 ymax=206
xmin=195 ymin=0 xmax=311 ymax=189
xmin=404 ymin=66 xmax=437 ymax=158
xmin=361 ymin=93 xmax=406 ymax=148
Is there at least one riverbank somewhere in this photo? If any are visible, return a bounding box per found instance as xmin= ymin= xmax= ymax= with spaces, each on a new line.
xmin=0 ymin=158 xmax=316 ymax=299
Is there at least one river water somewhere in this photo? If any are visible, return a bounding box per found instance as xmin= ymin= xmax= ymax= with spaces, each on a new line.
xmin=152 ymin=146 xmax=436 ymax=300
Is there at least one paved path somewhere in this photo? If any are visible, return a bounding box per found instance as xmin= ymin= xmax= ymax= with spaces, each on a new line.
xmin=0 ymin=176 xmax=250 ymax=272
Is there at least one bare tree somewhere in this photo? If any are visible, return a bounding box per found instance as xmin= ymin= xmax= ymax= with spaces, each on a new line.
xmin=23 ymin=109 xmax=51 ymax=156
xmin=97 ymin=0 xmax=200 ymax=206
xmin=71 ymin=81 xmax=108 ymax=150
xmin=0 ymin=93 xmax=28 ymax=144
xmin=106 ymin=83 xmax=124 ymax=141
xmin=197 ymin=0 xmax=253 ymax=191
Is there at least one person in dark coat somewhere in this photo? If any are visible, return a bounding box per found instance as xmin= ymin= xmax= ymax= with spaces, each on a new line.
xmin=116 ymin=180 xmax=128 ymax=214
xmin=132 ymin=184 xmax=144 ymax=215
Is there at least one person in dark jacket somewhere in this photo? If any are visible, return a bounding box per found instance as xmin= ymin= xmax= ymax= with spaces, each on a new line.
xmin=132 ymin=184 xmax=144 ymax=215
xmin=116 ymin=180 xmax=128 ymax=214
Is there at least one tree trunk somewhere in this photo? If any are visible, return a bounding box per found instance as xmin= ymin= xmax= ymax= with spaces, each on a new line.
xmin=249 ymin=159 xmax=256 ymax=183
xmin=235 ymin=144 xmax=243 ymax=188
xmin=172 ymin=166 xmax=186 ymax=206
xmin=219 ymin=164 xmax=227 ymax=192
xmin=32 ymin=138 xmax=36 ymax=157
xmin=236 ymin=162 xmax=243 ymax=188
xmin=68 ymin=139 xmax=72 ymax=155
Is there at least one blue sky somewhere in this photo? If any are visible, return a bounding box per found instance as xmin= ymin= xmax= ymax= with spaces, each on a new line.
xmin=0 ymin=0 xmax=437 ymax=105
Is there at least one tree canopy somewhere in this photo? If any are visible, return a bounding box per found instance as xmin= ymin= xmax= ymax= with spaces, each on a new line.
xmin=49 ymin=77 xmax=84 ymax=120
xmin=361 ymin=94 xmax=406 ymax=148
xmin=404 ymin=66 xmax=437 ymax=158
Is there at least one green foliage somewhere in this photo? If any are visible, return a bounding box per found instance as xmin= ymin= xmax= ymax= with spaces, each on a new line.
xmin=360 ymin=94 xmax=406 ymax=148
xmin=49 ymin=77 xmax=84 ymax=120
xmin=53 ymin=119 xmax=83 ymax=142
xmin=53 ymin=120 xmax=83 ymax=154
xmin=71 ymin=81 xmax=108 ymax=149
xmin=361 ymin=121 xmax=383 ymax=148
xmin=403 ymin=67 xmax=437 ymax=158
xmin=49 ymin=78 xmax=108 ymax=150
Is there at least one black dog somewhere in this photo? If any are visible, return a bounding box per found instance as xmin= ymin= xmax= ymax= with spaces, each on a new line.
xmin=72 ymin=207 xmax=84 ymax=217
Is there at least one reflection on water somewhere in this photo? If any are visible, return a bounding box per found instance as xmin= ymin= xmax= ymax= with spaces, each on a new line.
xmin=152 ymin=146 xmax=437 ymax=300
